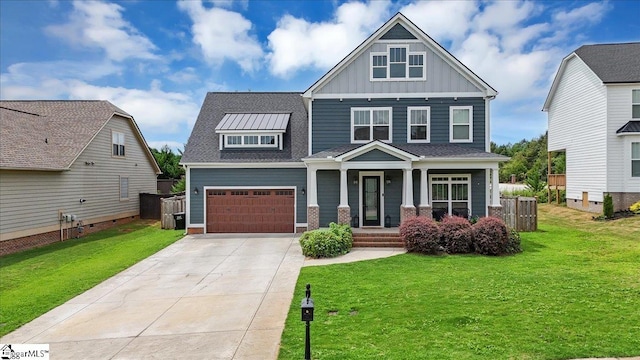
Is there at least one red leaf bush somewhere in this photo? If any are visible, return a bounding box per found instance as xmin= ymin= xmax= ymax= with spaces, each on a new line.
xmin=471 ymin=216 xmax=509 ymax=255
xmin=399 ymin=216 xmax=442 ymax=254
xmin=440 ymin=215 xmax=473 ymax=254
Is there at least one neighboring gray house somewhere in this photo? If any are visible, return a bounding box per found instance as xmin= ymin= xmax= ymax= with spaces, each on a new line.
xmin=543 ymin=43 xmax=640 ymax=212
xmin=181 ymin=13 xmax=508 ymax=234
xmin=0 ymin=100 xmax=161 ymax=254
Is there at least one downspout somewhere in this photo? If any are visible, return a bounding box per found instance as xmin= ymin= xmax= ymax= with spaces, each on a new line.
xmin=183 ymin=164 xmax=189 ymax=236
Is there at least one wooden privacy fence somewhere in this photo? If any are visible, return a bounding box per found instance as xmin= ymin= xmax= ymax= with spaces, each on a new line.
xmin=140 ymin=193 xmax=176 ymax=220
xmin=500 ymin=196 xmax=537 ymax=232
xmin=161 ymin=195 xmax=186 ymax=229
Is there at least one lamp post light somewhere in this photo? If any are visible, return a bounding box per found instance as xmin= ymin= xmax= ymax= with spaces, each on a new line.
xmin=300 ymin=283 xmax=314 ymax=360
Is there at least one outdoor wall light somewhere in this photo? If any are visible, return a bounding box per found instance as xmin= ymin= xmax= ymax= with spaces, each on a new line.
xmin=353 ymin=177 xmax=358 ymax=185
xmin=301 ymin=188 xmax=306 ymax=196
xmin=193 ymin=187 xmax=199 ymax=195
xmin=385 ymin=176 xmax=392 ymax=185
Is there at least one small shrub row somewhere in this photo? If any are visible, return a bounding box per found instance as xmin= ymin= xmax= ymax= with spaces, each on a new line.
xmin=399 ymin=215 xmax=522 ymax=256
xmin=630 ymin=200 xmax=640 ymax=214
xmin=299 ymin=222 xmax=353 ymax=258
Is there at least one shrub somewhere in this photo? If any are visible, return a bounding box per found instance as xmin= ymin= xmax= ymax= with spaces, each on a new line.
xmin=603 ymin=193 xmax=614 ymax=218
xmin=506 ymin=228 xmax=523 ymax=254
xmin=399 ymin=216 xmax=442 ymax=255
xmin=630 ymin=201 xmax=640 ymax=214
xmin=440 ymin=216 xmax=473 ymax=254
xmin=299 ymin=222 xmax=353 ymax=258
xmin=472 ymin=217 xmax=509 ymax=256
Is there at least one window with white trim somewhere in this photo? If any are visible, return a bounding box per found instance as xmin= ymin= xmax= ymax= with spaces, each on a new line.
xmin=112 ymin=131 xmax=125 ymax=156
xmin=632 ymin=142 xmax=640 ymax=177
xmin=633 ymin=89 xmax=640 ymax=119
xmin=370 ymin=45 xmax=426 ymax=81
xmin=408 ymin=106 xmax=430 ymax=143
xmin=119 ymin=176 xmax=129 ymax=200
xmin=351 ymin=107 xmax=392 ymax=143
xmin=430 ymin=175 xmax=471 ymax=215
xmin=224 ymin=134 xmax=279 ymax=148
xmin=450 ymin=106 xmax=473 ymax=142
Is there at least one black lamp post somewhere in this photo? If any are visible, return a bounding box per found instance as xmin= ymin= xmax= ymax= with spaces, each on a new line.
xmin=301 ymin=283 xmax=314 ymax=360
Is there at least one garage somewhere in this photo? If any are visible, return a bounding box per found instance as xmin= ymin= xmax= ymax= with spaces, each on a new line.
xmin=206 ymin=189 xmax=295 ymax=233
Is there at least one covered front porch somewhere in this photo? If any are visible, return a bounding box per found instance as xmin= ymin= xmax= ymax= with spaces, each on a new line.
xmin=303 ymin=141 xmax=505 ymax=230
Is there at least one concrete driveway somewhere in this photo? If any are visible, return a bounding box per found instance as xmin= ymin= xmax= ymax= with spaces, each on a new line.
xmin=1 ymin=234 xmax=305 ymax=359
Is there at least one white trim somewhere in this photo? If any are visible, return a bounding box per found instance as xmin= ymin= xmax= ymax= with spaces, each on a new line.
xmin=358 ymin=171 xmax=385 ymax=227
xmin=334 ymin=140 xmax=420 ymax=162
xmin=185 ymin=165 xmax=191 ymax=228
xmin=407 ymin=106 xmax=431 ymax=143
xmin=118 ymin=175 xmax=129 ymax=201
xmin=188 ymin=224 xmax=205 ymax=228
xmin=370 ymin=51 xmax=388 ymax=80
xmin=485 ymin=97 xmax=491 ymax=152
xmin=181 ymin=162 xmax=306 ymax=168
xmin=485 ymin=169 xmax=490 ymax=217
xmin=449 ymin=105 xmax=473 ymax=143
xmin=428 ymin=174 xmax=472 ymax=216
xmin=202 ymin=186 xmax=298 ymax=234
xmin=631 ymin=141 xmax=640 ymax=178
xmin=312 ymin=92 xmax=484 ymax=100
xmin=223 ymin=133 xmax=279 ymax=148
xmin=369 ymin=45 xmax=426 ymax=82
xmin=296 ymin=223 xmax=308 ymax=228
xmin=308 ymin=98 xmax=313 ymax=155
xmin=216 ymin=129 xmax=284 ymax=135
xmin=350 ymin=107 xmax=393 ymax=144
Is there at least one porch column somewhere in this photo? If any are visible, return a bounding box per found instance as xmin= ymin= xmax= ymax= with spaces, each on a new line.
xmin=488 ymin=166 xmax=502 ymax=218
xmin=337 ymin=169 xmax=351 ymax=225
xmin=307 ymin=167 xmax=319 ymax=230
xmin=401 ymin=168 xmax=416 ymax=223
xmin=418 ymin=169 xmax=432 ymax=219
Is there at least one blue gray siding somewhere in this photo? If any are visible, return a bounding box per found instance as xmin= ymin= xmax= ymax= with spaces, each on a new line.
xmin=380 ymin=24 xmax=416 ymax=40
xmin=312 ymin=98 xmax=485 ymax=153
xmin=347 ymin=149 xmax=403 ymax=162
xmin=317 ymin=170 xmax=340 ymax=226
xmin=316 ymin=42 xmax=483 ymax=95
xmin=189 ymin=168 xmax=307 ymax=224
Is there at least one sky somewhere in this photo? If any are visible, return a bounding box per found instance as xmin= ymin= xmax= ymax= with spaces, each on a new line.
xmin=1 ymin=0 xmax=639 ymax=151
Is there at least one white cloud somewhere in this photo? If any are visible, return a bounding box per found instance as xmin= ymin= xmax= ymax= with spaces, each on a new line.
xmin=46 ymin=0 xmax=157 ymax=61
xmin=553 ymin=1 xmax=609 ymax=26
xmin=399 ymin=0 xmax=478 ymax=42
xmin=167 ymin=67 xmax=200 ymax=84
xmin=178 ymin=0 xmax=263 ymax=72
xmin=267 ymin=0 xmax=392 ymax=77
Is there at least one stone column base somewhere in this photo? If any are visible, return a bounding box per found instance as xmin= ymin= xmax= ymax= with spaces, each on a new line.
xmin=307 ymin=205 xmax=320 ymax=231
xmin=488 ymin=205 xmax=503 ymax=219
xmin=418 ymin=205 xmax=432 ymax=220
xmin=337 ymin=206 xmax=351 ymax=225
xmin=400 ymin=205 xmax=417 ymax=224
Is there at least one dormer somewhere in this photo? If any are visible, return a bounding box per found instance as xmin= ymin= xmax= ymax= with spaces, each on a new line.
xmin=215 ymin=113 xmax=290 ymax=150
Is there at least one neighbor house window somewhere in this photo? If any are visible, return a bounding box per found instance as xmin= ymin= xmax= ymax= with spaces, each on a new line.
xmin=112 ymin=131 xmax=125 ymax=156
xmin=430 ymin=175 xmax=471 ymax=215
xmin=224 ymin=134 xmax=279 ymax=148
xmin=371 ymin=45 xmax=426 ymax=81
xmin=351 ymin=107 xmax=392 ymax=143
xmin=450 ymin=106 xmax=473 ymax=142
xmin=119 ymin=176 xmax=129 ymax=200
xmin=633 ymin=89 xmax=640 ymax=119
xmin=632 ymin=142 xmax=640 ymax=177
xmin=408 ymin=106 xmax=430 ymax=142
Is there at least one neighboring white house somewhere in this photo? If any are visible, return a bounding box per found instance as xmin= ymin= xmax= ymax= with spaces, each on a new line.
xmin=543 ymin=42 xmax=640 ymax=212
xmin=0 ymin=101 xmax=161 ymax=254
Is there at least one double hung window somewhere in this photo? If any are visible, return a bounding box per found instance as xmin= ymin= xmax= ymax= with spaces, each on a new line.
xmin=112 ymin=131 xmax=125 ymax=156
xmin=632 ymin=142 xmax=640 ymax=177
xmin=450 ymin=106 xmax=473 ymax=142
xmin=352 ymin=108 xmax=392 ymax=143
xmin=408 ymin=107 xmax=430 ymax=142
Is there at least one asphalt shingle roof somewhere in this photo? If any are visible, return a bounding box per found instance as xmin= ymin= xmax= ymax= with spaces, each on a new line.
xmin=616 ymin=121 xmax=640 ymax=134
xmin=574 ymin=43 xmax=640 ymax=83
xmin=181 ymin=93 xmax=308 ymax=163
xmin=305 ymin=142 xmax=509 ymax=160
xmin=0 ymin=100 xmax=131 ymax=170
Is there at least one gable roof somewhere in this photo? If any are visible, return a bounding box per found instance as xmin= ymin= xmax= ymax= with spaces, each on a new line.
xmin=181 ymin=92 xmax=308 ymax=163
xmin=0 ymin=100 xmax=160 ymax=173
xmin=543 ymin=42 xmax=640 ymax=111
xmin=303 ymin=12 xmax=497 ymax=98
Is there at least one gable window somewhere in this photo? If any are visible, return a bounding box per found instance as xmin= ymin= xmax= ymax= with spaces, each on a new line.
xmin=408 ymin=106 xmax=430 ymax=143
xmin=112 ymin=131 xmax=125 ymax=157
xmin=430 ymin=175 xmax=471 ymax=216
xmin=633 ymin=90 xmax=640 ymax=119
xmin=119 ymin=176 xmax=129 ymax=200
xmin=450 ymin=106 xmax=473 ymax=143
xmin=216 ymin=113 xmax=289 ymax=151
xmin=632 ymin=142 xmax=640 ymax=177
xmin=371 ymin=45 xmax=426 ymax=81
xmin=351 ymin=107 xmax=392 ymax=143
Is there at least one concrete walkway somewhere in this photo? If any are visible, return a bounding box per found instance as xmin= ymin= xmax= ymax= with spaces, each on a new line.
xmin=1 ymin=234 xmax=305 ymax=360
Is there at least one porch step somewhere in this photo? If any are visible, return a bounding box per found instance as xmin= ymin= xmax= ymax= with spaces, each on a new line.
xmin=352 ymin=233 xmax=404 ymax=248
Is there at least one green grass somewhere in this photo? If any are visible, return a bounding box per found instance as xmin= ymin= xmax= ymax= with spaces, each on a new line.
xmin=279 ymin=205 xmax=640 ymax=360
xmin=0 ymin=221 xmax=183 ymax=337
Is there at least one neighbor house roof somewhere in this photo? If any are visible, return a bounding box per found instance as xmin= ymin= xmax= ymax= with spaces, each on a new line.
xmin=616 ymin=120 xmax=640 ymax=134
xmin=0 ymin=100 xmax=160 ymax=172
xmin=543 ymin=42 xmax=640 ymax=111
xmin=181 ymin=93 xmax=308 ymax=163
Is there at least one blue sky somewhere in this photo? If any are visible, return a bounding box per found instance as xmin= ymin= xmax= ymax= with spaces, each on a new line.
xmin=1 ymin=0 xmax=639 ymax=151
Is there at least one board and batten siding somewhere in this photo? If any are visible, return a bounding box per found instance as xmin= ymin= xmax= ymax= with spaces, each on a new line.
xmin=188 ymin=167 xmax=307 ymax=225
xmin=547 ymin=55 xmax=607 ymax=202
xmin=316 ymin=42 xmax=483 ymax=95
xmin=312 ymin=98 xmax=485 ymax=153
xmin=606 ymin=84 xmax=640 ymax=193
xmin=0 ymin=115 xmax=158 ymax=241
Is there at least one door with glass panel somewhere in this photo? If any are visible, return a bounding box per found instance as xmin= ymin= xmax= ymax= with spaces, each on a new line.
xmin=362 ymin=176 xmax=381 ymax=226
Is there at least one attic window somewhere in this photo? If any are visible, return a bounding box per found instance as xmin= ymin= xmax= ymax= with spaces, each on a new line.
xmin=215 ymin=113 xmax=289 ymax=150
xmin=371 ymin=45 xmax=426 ymax=81
xmin=112 ymin=131 xmax=125 ymax=157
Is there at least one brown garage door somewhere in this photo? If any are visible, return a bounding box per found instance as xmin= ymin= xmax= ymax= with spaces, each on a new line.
xmin=206 ymin=189 xmax=295 ymax=233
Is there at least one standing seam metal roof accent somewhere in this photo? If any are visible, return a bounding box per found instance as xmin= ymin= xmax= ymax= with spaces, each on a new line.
xmin=215 ymin=113 xmax=291 ymax=131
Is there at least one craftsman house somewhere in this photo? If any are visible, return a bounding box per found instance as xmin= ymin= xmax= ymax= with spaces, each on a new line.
xmin=0 ymin=100 xmax=160 ymax=254
xmin=180 ymin=12 xmax=508 ymax=234
xmin=544 ymin=42 xmax=640 ymax=212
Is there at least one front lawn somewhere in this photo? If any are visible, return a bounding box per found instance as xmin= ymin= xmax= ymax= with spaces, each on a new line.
xmin=279 ymin=205 xmax=640 ymax=359
xmin=0 ymin=221 xmax=183 ymax=337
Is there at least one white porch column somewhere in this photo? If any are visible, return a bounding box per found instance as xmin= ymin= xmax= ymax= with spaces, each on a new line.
xmin=339 ymin=169 xmax=348 ymax=206
xmin=491 ymin=166 xmax=500 ymax=206
xmin=419 ymin=169 xmax=428 ymax=206
xmin=308 ymin=167 xmax=318 ymax=206
xmin=404 ymin=169 xmax=414 ymax=207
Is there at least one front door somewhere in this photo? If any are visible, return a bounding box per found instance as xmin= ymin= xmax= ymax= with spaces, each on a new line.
xmin=362 ymin=176 xmax=381 ymax=226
